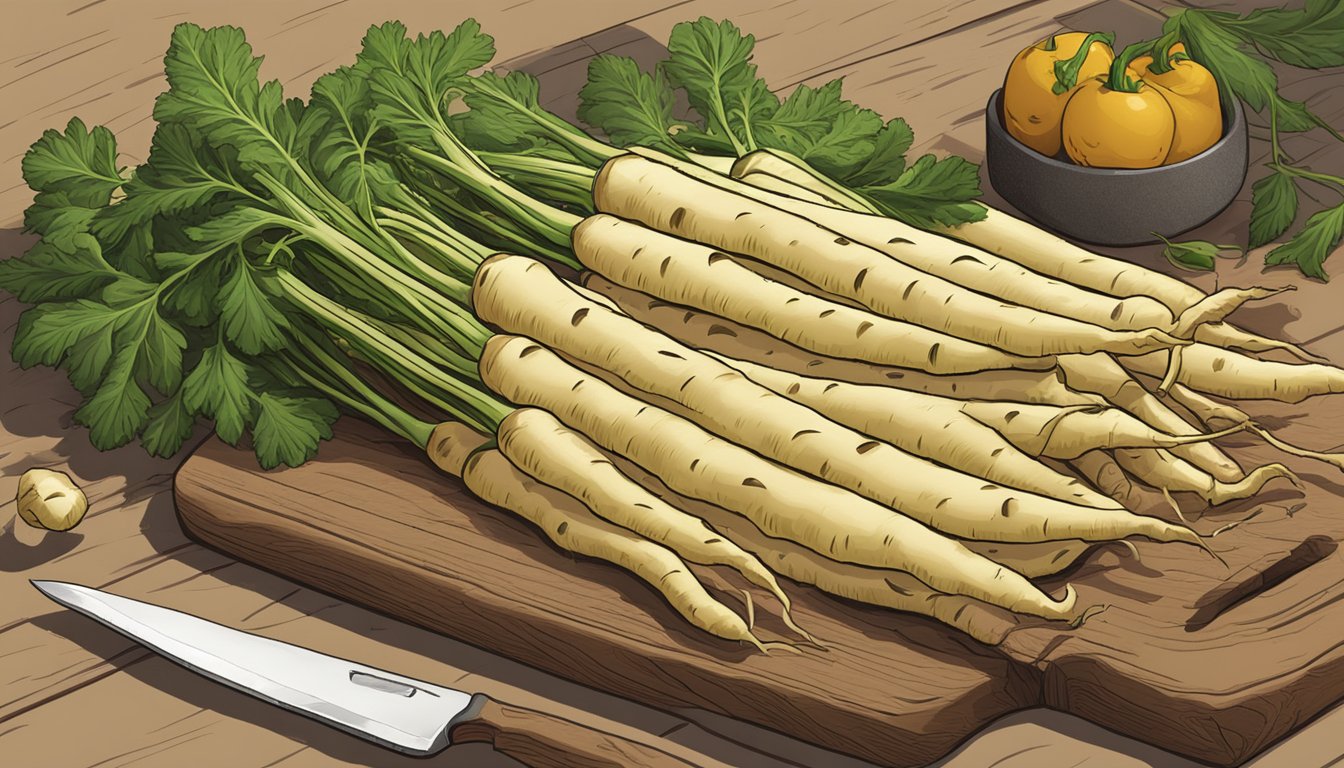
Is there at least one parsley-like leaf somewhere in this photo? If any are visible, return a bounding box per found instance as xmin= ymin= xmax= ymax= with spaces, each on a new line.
xmin=1265 ymin=202 xmax=1344 ymax=280
xmin=1220 ymin=0 xmax=1344 ymax=69
xmin=140 ymin=390 xmax=197 ymax=457
xmin=0 ymin=235 xmax=120 ymax=303
xmin=578 ymin=55 xmax=688 ymax=153
xmin=219 ymin=255 xmax=290 ymax=355
xmin=21 ymin=117 xmax=124 ymax=209
xmin=182 ymin=342 xmax=254 ymax=445
xmin=1249 ymin=170 xmax=1299 ymax=248
xmin=839 ymin=117 xmax=913 ymax=188
xmin=862 ymin=154 xmax=987 ymax=228
xmin=252 ymin=391 xmax=339 ymax=469
xmin=663 ymin=17 xmax=779 ymax=155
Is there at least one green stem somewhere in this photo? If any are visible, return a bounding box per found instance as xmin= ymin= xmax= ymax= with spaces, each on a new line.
xmin=1052 ymin=32 xmax=1117 ymax=94
xmin=1105 ymin=41 xmax=1153 ymax=93
xmin=278 ymin=272 xmax=508 ymax=432
xmin=280 ymin=332 xmax=435 ymax=448
xmin=1270 ymin=161 xmax=1344 ymax=195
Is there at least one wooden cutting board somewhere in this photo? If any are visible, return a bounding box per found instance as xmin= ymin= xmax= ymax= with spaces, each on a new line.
xmin=174 ymin=390 xmax=1344 ymax=767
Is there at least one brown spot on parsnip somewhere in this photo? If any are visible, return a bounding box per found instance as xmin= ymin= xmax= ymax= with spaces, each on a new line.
xmin=1110 ymin=303 xmax=1123 ymax=321
xmin=824 ymin=382 xmax=839 ymax=392
xmin=853 ymin=268 xmax=869 ymax=291
xmin=819 ymin=309 xmax=835 ymax=318
xmin=1212 ymin=357 xmax=1226 ymax=372
xmin=689 ymin=458 xmax=700 ymax=470
xmin=950 ymin=254 xmax=983 ymax=266
xmin=793 ymin=429 xmax=819 ymax=439
xmin=557 ymin=522 xmax=568 ymax=535
xmin=886 ymin=579 xmax=913 ymax=596
xmin=570 ymin=308 xmax=589 ymax=326
xmin=708 ymin=252 xmax=730 ymax=265
xmin=936 ymin=497 xmax=950 ymax=509
xmin=1000 ymin=499 xmax=1014 ymax=517
xmin=520 ymin=344 xmax=542 ymax=357
xmin=658 ymin=350 xmax=685 ymax=359
xmin=835 ymin=236 xmax=850 ymax=245
xmin=789 ymin=239 xmax=799 ymax=246
xmin=903 ymin=281 xmax=919 ymax=300
xmin=1004 ymin=410 xmax=1019 ymax=423
xmin=856 ymin=321 xmax=873 ymax=337
xmin=928 ymin=344 xmax=940 ymax=364
xmin=888 ymin=237 xmax=914 ymax=245
xmin=659 ymin=256 xmax=671 ymax=277
xmin=886 ymin=371 xmax=904 ymax=380
xmin=670 ymin=207 xmax=686 ymax=227
xmin=856 ymin=440 xmax=880 ymax=454
xmin=787 ymin=383 xmax=801 ymax=394
xmin=707 ymin=324 xmax=738 ymax=337
xmin=734 ymin=211 xmax=751 ymax=220
xmin=786 ymin=297 xmax=800 ymax=304
xmin=742 ymin=477 xmax=766 ymax=488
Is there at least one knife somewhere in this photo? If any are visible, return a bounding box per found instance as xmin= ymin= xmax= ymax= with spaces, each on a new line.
xmin=32 ymin=580 xmax=705 ymax=768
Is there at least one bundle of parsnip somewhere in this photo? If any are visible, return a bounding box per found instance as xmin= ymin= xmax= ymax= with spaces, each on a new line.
xmin=5 ymin=19 xmax=1344 ymax=655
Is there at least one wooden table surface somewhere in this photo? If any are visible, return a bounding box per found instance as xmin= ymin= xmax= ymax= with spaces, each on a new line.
xmin=4 ymin=1 xmax=1344 ymax=766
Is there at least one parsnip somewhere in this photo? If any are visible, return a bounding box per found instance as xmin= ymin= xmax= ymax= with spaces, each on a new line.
xmin=617 ymin=458 xmax=1024 ymax=645
xmin=1126 ymin=345 xmax=1344 ymax=402
xmin=582 ymin=273 xmax=1103 ymax=407
xmin=715 ymin=355 xmax=1122 ymax=509
xmin=495 ymin=407 xmax=808 ymax=640
xmin=479 ymin=333 xmax=1080 ymax=619
xmin=1112 ymin=448 xmax=1296 ymax=505
xmin=428 ymin=431 xmax=776 ymax=651
xmin=1056 ymin=353 xmax=1244 ymax=482
xmin=572 ymin=214 xmax=1044 ymax=374
xmin=593 ymin=155 xmax=1186 ymax=357
xmin=474 ymin=256 xmax=1205 ymax=549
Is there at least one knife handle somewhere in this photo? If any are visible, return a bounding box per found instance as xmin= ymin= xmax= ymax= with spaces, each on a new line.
xmin=450 ymin=694 xmax=703 ymax=768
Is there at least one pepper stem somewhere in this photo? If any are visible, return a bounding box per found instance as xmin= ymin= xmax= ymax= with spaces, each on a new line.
xmin=1105 ymin=41 xmax=1154 ymax=94
xmin=1145 ymin=31 xmax=1185 ymax=75
xmin=1051 ymin=32 xmax=1117 ymax=95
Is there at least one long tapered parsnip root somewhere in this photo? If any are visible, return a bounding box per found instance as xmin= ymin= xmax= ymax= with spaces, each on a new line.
xmin=1125 ymin=344 xmax=1344 ymax=403
xmin=554 ymin=349 xmax=1099 ymax=579
xmin=1166 ymin=385 xmax=1250 ymax=430
xmin=729 ymin=152 xmax=1301 ymax=362
xmin=593 ymin=156 xmax=1186 ymax=357
xmin=716 ymin=355 xmax=1122 ymax=509
xmin=616 ymin=459 xmax=1024 ymax=644
xmin=1057 ymin=353 xmax=1244 ymax=482
xmin=572 ymin=214 xmax=1045 ymax=374
xmin=475 ymin=257 xmax=1205 ymax=551
xmin=1129 ymin=382 xmax=1344 ymax=474
xmin=926 ymin=207 xmax=1322 ymax=361
xmin=478 ymin=334 xmax=1080 ymax=619
xmin=654 ymin=145 xmax=1317 ymax=361
xmin=954 ymin=401 xmax=1246 ymax=459
xmin=581 ymin=273 xmax=1105 ymax=407
xmin=1112 ymin=449 xmax=1298 ymax=505
xmin=457 ymin=448 xmax=777 ymax=652
xmin=728 ymin=153 xmax=1190 ymax=333
xmin=495 ymin=407 xmax=811 ymax=642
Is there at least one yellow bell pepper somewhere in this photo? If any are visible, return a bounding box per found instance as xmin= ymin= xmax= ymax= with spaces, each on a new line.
xmin=1129 ymin=42 xmax=1223 ymax=163
xmin=1060 ymin=42 xmax=1176 ymax=169
xmin=1003 ymin=32 xmax=1115 ymax=157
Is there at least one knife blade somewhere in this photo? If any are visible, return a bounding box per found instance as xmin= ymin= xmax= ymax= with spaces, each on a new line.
xmin=32 ymin=580 xmax=706 ymax=768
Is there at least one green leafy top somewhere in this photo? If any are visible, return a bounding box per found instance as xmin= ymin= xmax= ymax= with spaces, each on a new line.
xmin=575 ymin=16 xmax=985 ymax=228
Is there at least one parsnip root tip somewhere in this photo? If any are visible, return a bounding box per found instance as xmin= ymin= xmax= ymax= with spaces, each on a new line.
xmin=1069 ymin=603 xmax=1109 ymax=629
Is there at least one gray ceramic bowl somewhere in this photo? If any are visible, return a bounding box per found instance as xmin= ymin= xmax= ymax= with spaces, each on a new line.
xmin=984 ymin=88 xmax=1246 ymax=246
